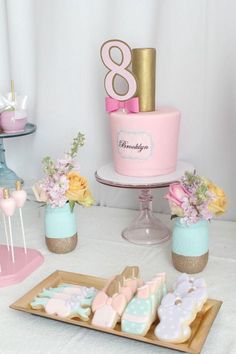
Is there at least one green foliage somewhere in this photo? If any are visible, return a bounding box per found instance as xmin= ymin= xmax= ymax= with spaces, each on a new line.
xmin=69 ymin=132 xmax=85 ymax=158
xmin=42 ymin=156 xmax=56 ymax=176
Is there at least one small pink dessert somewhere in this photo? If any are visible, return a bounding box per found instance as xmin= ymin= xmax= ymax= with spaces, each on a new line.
xmin=1 ymin=110 xmax=27 ymax=133
xmin=12 ymin=188 xmax=27 ymax=208
xmin=0 ymin=193 xmax=16 ymax=217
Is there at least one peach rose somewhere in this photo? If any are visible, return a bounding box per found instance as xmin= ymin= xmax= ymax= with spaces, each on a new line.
xmin=32 ymin=182 xmax=48 ymax=203
xmin=66 ymin=172 xmax=94 ymax=206
xmin=207 ymin=182 xmax=227 ymax=216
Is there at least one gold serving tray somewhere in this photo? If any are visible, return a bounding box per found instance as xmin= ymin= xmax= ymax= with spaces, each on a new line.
xmin=10 ymin=270 xmax=222 ymax=354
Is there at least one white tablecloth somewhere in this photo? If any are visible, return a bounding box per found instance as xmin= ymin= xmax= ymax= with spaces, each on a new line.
xmin=0 ymin=203 xmax=235 ymax=354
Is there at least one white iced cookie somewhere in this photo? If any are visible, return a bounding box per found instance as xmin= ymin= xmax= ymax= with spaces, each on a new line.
xmin=174 ymin=273 xmax=207 ymax=312
xmin=154 ymin=293 xmax=197 ymax=343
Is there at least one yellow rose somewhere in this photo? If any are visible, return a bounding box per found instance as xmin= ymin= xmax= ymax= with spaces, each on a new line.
xmin=207 ymin=181 xmax=227 ymax=216
xmin=66 ymin=172 xmax=94 ymax=206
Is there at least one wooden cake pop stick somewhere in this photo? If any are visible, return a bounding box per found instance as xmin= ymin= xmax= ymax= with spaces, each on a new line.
xmin=12 ymin=181 xmax=27 ymax=253
xmin=0 ymin=189 xmax=16 ymax=262
xmin=121 ymin=266 xmax=139 ymax=280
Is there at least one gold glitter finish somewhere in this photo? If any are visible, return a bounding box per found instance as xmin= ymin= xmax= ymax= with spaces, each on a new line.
xmin=132 ymin=48 xmax=156 ymax=112
xmin=45 ymin=234 xmax=77 ymax=254
xmin=16 ymin=180 xmax=22 ymax=191
xmin=172 ymin=251 xmax=209 ymax=274
xmin=3 ymin=188 xmax=9 ymax=199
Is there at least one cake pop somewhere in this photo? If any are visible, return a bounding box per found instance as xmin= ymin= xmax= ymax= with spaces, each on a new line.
xmin=12 ymin=181 xmax=27 ymax=253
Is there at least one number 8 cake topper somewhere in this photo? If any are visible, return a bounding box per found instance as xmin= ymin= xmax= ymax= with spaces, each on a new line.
xmin=101 ymin=39 xmax=137 ymax=102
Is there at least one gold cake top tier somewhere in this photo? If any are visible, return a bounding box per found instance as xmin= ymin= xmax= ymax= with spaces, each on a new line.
xmin=132 ymin=48 xmax=156 ymax=112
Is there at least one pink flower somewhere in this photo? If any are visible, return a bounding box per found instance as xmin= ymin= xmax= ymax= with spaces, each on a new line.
xmin=165 ymin=182 xmax=190 ymax=206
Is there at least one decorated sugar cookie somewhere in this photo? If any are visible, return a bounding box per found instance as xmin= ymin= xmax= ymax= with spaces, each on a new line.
xmin=30 ymin=284 xmax=97 ymax=321
xmin=39 ymin=284 xmax=96 ymax=300
xmin=121 ymin=273 xmax=166 ymax=337
xmin=154 ymin=293 xmax=197 ymax=343
xmin=173 ymin=274 xmax=207 ymax=312
xmin=121 ymin=284 xmax=153 ymax=336
xmin=91 ymin=266 xmax=141 ymax=329
xmin=92 ymin=292 xmax=127 ymax=328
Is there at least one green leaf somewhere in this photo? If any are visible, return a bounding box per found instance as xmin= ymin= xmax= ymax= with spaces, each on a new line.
xmin=69 ymin=132 xmax=85 ymax=158
xmin=69 ymin=200 xmax=76 ymax=212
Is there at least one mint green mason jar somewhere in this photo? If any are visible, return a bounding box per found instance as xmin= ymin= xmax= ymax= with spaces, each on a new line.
xmin=44 ymin=203 xmax=77 ymax=254
xmin=172 ymin=218 xmax=209 ymax=274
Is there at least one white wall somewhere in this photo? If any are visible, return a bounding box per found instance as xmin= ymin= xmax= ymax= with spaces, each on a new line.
xmin=0 ymin=0 xmax=235 ymax=220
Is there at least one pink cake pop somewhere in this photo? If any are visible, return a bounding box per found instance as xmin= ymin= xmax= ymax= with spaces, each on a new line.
xmin=0 ymin=189 xmax=16 ymax=262
xmin=12 ymin=181 xmax=27 ymax=253
xmin=12 ymin=181 xmax=27 ymax=208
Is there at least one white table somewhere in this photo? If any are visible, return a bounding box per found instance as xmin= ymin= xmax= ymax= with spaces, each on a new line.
xmin=0 ymin=202 xmax=236 ymax=354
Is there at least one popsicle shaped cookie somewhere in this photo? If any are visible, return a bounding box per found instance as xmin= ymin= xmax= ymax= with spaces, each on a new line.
xmin=121 ymin=284 xmax=153 ymax=336
xmin=91 ymin=266 xmax=141 ymax=329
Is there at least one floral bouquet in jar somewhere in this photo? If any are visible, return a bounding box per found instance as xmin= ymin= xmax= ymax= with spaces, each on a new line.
xmin=165 ymin=171 xmax=227 ymax=225
xmin=32 ymin=132 xmax=94 ymax=210
xmin=165 ymin=171 xmax=227 ymax=273
xmin=32 ymin=132 xmax=94 ymax=254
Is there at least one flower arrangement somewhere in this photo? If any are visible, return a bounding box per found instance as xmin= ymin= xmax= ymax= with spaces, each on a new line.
xmin=165 ymin=171 xmax=227 ymax=224
xmin=32 ymin=132 xmax=94 ymax=211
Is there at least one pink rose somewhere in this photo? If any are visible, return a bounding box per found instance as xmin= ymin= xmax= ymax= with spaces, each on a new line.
xmin=165 ymin=182 xmax=190 ymax=206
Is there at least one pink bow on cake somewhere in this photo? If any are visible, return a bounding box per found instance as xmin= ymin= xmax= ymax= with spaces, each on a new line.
xmin=92 ymin=291 xmax=127 ymax=316
xmin=105 ymin=96 xmax=139 ymax=113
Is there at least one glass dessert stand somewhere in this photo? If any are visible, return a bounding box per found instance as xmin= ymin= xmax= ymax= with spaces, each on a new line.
xmin=0 ymin=123 xmax=36 ymax=188
xmin=95 ymin=161 xmax=194 ymax=245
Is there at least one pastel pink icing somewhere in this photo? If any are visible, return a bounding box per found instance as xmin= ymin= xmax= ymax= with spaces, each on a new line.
xmin=109 ymin=107 xmax=180 ymax=177
xmin=0 ymin=198 xmax=16 ymax=217
xmin=12 ymin=190 xmax=27 ymax=208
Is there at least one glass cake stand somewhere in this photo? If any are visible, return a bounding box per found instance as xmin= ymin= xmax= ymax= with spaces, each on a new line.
xmin=0 ymin=123 xmax=36 ymax=188
xmin=95 ymin=161 xmax=194 ymax=245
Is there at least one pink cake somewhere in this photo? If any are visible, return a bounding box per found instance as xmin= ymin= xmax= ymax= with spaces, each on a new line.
xmin=109 ymin=108 xmax=180 ymax=177
xmin=102 ymin=41 xmax=180 ymax=177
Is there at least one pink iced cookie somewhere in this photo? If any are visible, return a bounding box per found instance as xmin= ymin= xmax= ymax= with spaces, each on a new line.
xmin=45 ymin=296 xmax=91 ymax=320
xmin=92 ymin=291 xmax=127 ymax=328
xmin=30 ymin=285 xmax=97 ymax=321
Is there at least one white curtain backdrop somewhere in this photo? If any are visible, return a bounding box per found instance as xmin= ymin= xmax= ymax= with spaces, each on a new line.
xmin=0 ymin=0 xmax=235 ymax=220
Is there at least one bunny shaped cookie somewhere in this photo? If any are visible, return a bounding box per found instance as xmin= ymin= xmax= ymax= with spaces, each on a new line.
xmin=174 ymin=273 xmax=207 ymax=312
xmin=154 ymin=293 xmax=197 ymax=343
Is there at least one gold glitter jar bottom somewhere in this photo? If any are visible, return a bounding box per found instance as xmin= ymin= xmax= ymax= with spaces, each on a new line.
xmin=45 ymin=234 xmax=77 ymax=254
xmin=172 ymin=251 xmax=209 ymax=274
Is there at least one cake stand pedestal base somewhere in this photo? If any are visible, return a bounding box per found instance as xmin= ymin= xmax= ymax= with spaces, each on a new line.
xmin=95 ymin=161 xmax=194 ymax=246
xmin=0 ymin=245 xmax=44 ymax=287
xmin=122 ymin=189 xmax=170 ymax=245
